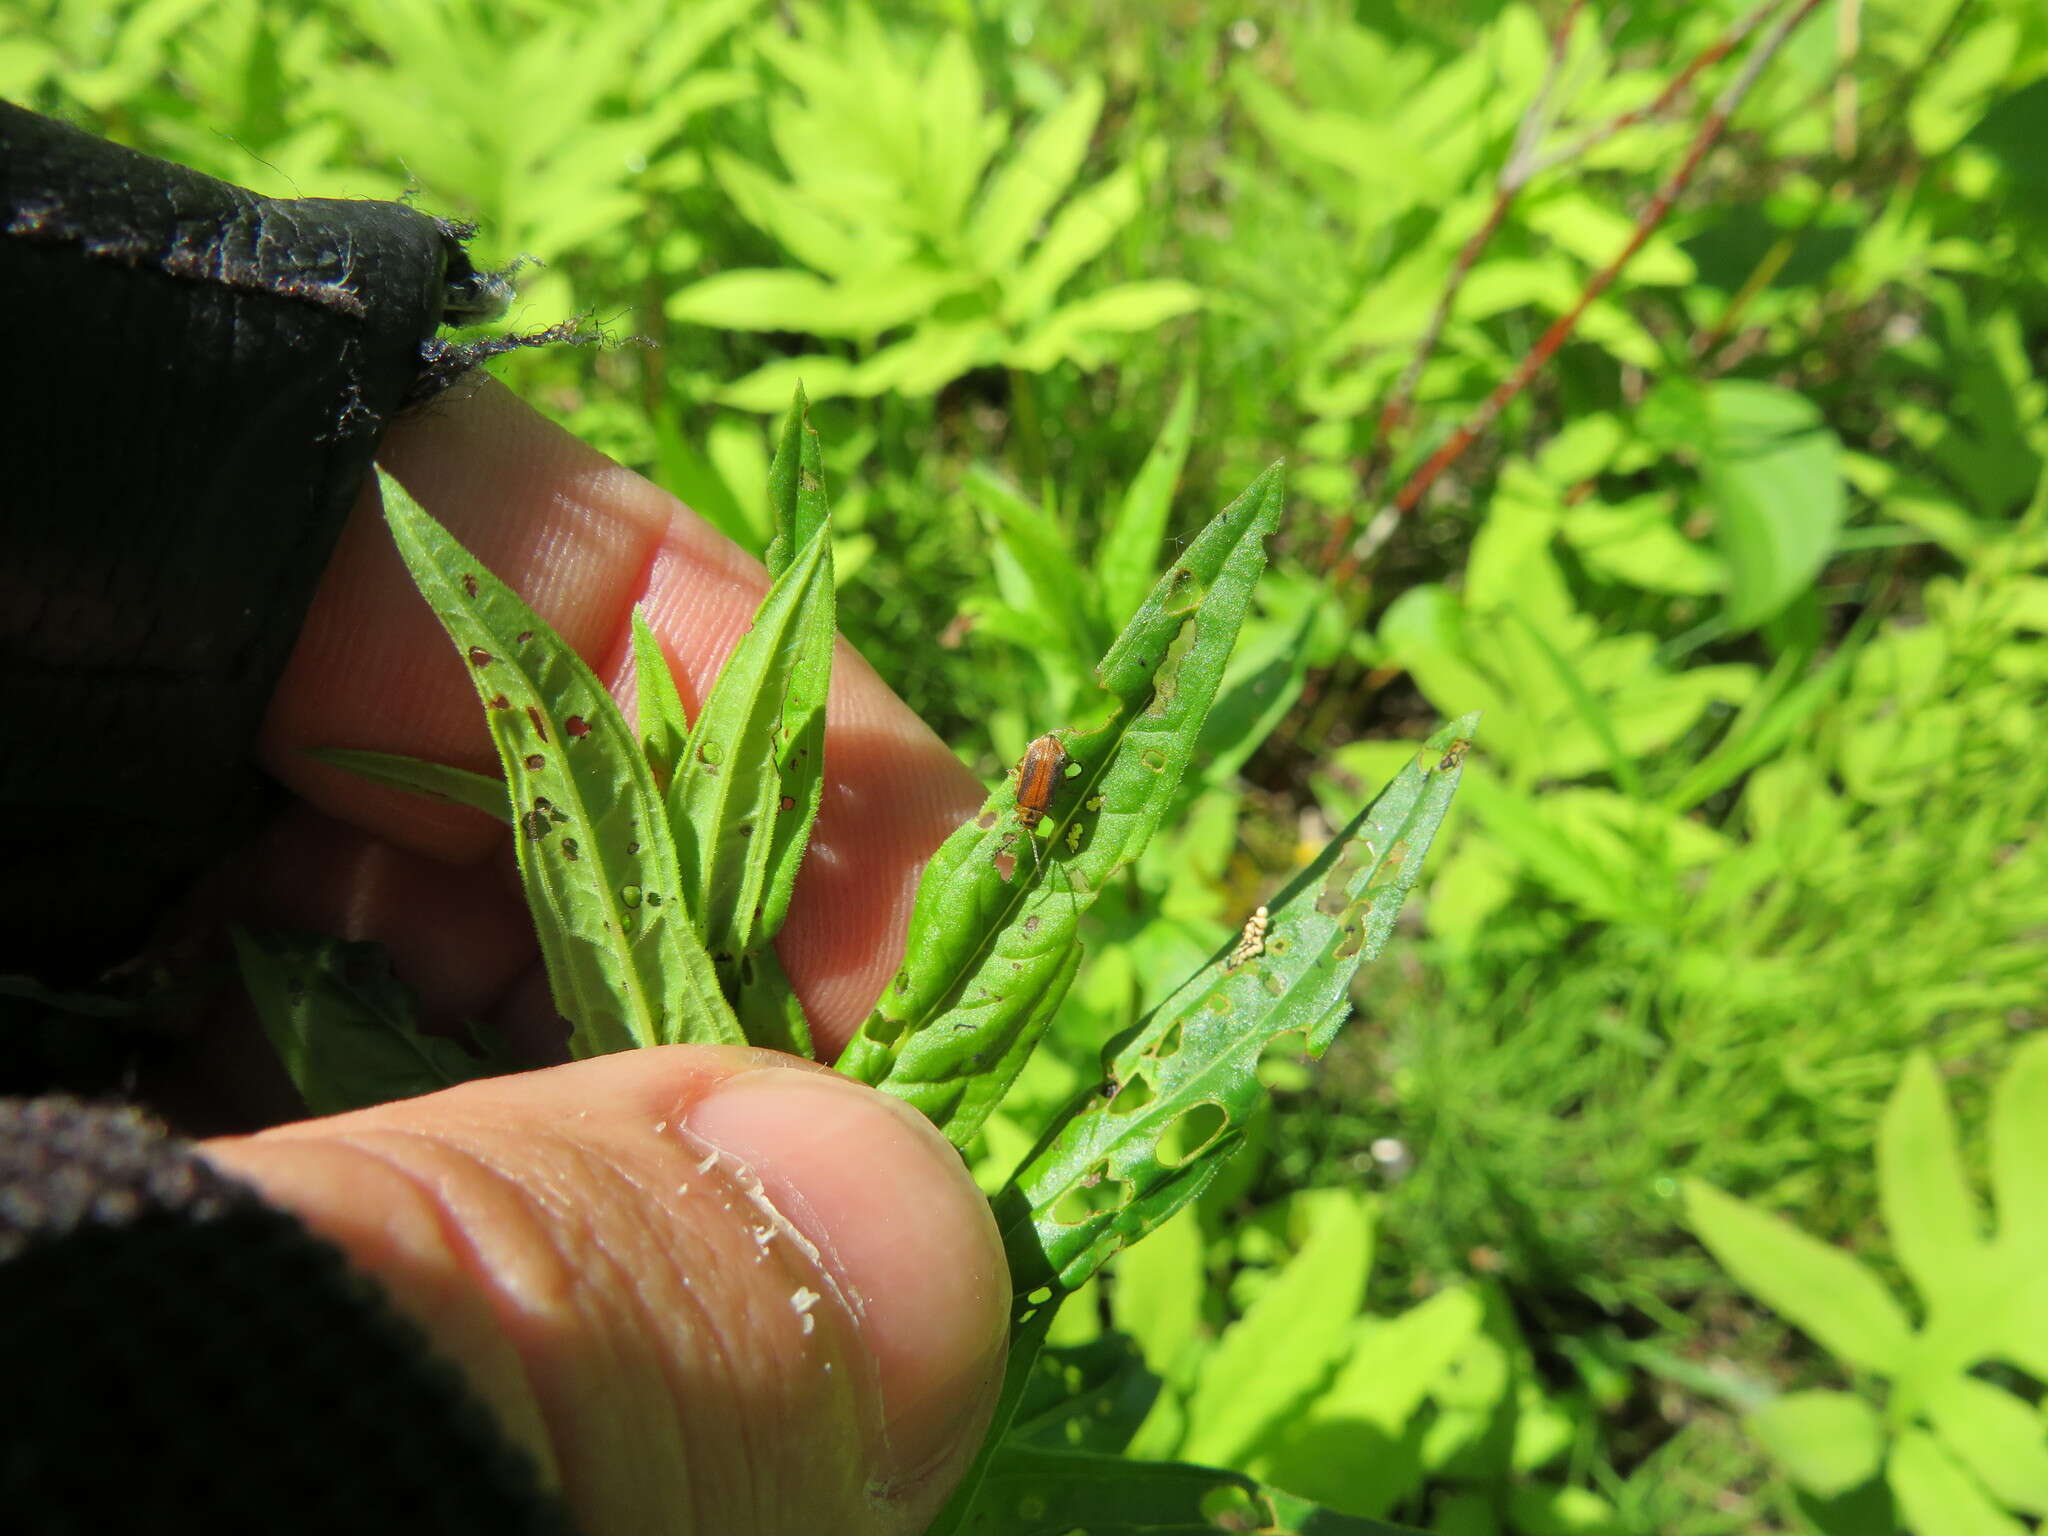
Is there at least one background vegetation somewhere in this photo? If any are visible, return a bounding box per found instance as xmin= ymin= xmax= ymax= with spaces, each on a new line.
xmin=7 ymin=0 xmax=2045 ymax=1529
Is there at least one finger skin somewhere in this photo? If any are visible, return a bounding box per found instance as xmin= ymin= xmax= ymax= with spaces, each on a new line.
xmin=202 ymin=1047 xmax=1009 ymax=1536
xmin=259 ymin=380 xmax=984 ymax=1052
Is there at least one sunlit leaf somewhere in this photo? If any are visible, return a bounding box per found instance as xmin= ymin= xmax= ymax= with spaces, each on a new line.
xmin=1683 ymin=1179 xmax=1912 ymax=1375
xmin=1925 ymin=1375 xmax=2048 ymax=1515
xmin=1744 ymin=1390 xmax=1883 ymax=1498
xmin=1889 ymin=1429 xmax=2029 ymax=1536
xmin=379 ymin=470 xmax=741 ymax=1054
xmin=1179 ymin=1189 xmax=1373 ymax=1468
xmin=1003 ymin=717 xmax=1474 ymax=1295
xmin=972 ymin=74 xmax=1104 ymax=273
xmin=837 ymin=466 xmax=1287 ymax=1146
xmin=665 ymin=518 xmax=832 ymax=1053
xmin=1879 ymin=1052 xmax=1987 ymax=1308
xmin=1098 ymin=376 xmax=1198 ymax=627
xmin=630 ymin=609 xmax=690 ymax=792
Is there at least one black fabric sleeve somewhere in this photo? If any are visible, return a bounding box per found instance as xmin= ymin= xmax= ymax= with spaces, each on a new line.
xmin=0 ymin=101 xmax=514 ymax=988
xmin=0 ymin=1096 xmax=575 ymax=1534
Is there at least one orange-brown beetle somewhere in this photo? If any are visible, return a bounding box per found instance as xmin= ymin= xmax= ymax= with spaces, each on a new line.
xmin=1013 ymin=732 xmax=1069 ymax=832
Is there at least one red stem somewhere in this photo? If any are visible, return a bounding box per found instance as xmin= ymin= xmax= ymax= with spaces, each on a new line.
xmin=1329 ymin=0 xmax=1825 ymax=591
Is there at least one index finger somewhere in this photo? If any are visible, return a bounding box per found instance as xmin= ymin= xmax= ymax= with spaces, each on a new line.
xmin=259 ymin=380 xmax=984 ymax=1048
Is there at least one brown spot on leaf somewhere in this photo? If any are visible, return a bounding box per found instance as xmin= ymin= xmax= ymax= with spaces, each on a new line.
xmin=461 ymin=574 xmax=478 ymax=598
xmin=526 ymin=707 xmax=550 ymax=743
xmin=488 ymin=694 xmax=510 ymax=710
xmin=524 ymin=754 xmax=544 ymax=770
xmin=467 ymin=646 xmax=493 ymax=667
xmin=564 ymin=715 xmax=590 ymax=739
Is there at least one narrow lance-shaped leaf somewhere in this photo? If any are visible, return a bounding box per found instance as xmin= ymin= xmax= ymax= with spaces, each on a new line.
xmin=752 ymin=389 xmax=835 ymax=958
xmin=837 ymin=465 xmax=1286 ymax=1146
xmin=234 ymin=928 xmax=512 ymax=1117
xmin=306 ymin=747 xmax=512 ymax=824
xmin=630 ymin=609 xmax=690 ymax=794
xmin=378 ymin=470 xmax=741 ymax=1054
xmin=762 ymin=383 xmax=828 ymax=580
xmin=1097 ymin=375 xmax=1196 ymax=629
xmin=1000 ymin=716 xmax=1475 ymax=1297
xmin=664 ymin=520 xmax=832 ymax=1055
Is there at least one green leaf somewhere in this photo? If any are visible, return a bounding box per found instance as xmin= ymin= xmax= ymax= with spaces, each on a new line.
xmin=1098 ymin=377 xmax=1198 ymax=627
xmin=1925 ymin=1375 xmax=2048 ymax=1515
xmin=1179 ymin=1189 xmax=1374 ymax=1468
xmin=1967 ymin=78 xmax=2048 ymax=193
xmin=1007 ymin=1332 xmax=1160 ymax=1455
xmin=1992 ymin=1035 xmax=2048 ymax=1267
xmin=959 ymin=1445 xmax=1425 ymax=1536
xmin=1660 ymin=634 xmax=1858 ymax=813
xmin=1004 ymin=154 xmax=1149 ymax=321
xmin=1880 ymin=1052 xmax=1987 ymax=1308
xmin=1743 ymin=1390 xmax=1884 ymax=1498
xmin=630 ymin=609 xmax=690 ymax=792
xmin=751 ymin=391 xmax=836 ymax=971
xmin=234 ymin=929 xmax=511 ymax=1117
xmin=1006 ymin=281 xmax=1203 ymax=372
xmin=966 ymin=463 xmax=1103 ymax=659
xmin=1252 ymin=1289 xmax=1484 ymax=1517
xmin=665 ymin=267 xmax=845 ymax=334
xmin=763 ymin=384 xmax=828 ymax=580
xmin=1109 ymin=1202 xmax=1205 ymax=1385
xmin=306 ymin=747 xmax=510 ymax=823
xmin=1502 ymin=1484 xmax=1623 ymax=1536
xmin=837 ymin=466 xmax=1287 ymax=1147
xmin=925 ymin=1286 xmax=1067 ymax=1536
xmin=1194 ymin=601 xmax=1320 ymax=788
xmin=1311 ymin=1289 xmax=1486 ymax=1431
xmin=378 ymin=470 xmax=741 ymax=1055
xmin=971 ymin=74 xmax=1104 ymax=273
xmin=1002 ymin=717 xmax=1473 ymax=1296
xmin=1697 ymin=381 xmax=1847 ymax=630
xmin=1683 ymin=1179 xmax=1913 ymax=1375
xmin=1889 ymin=1429 xmax=2029 ymax=1536
xmin=666 ymin=518 xmax=834 ymax=1053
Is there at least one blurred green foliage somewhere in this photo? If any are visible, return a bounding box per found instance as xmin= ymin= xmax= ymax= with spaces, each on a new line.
xmin=9 ymin=0 xmax=2046 ymax=1529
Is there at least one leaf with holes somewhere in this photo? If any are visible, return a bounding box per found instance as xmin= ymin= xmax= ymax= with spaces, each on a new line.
xmin=234 ymin=928 xmax=513 ymax=1116
xmin=999 ymin=715 xmax=1475 ymax=1297
xmin=835 ymin=465 xmax=1285 ymax=1146
xmin=379 ymin=470 xmax=741 ymax=1055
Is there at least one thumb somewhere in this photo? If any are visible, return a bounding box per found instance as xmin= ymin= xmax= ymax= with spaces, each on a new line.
xmin=201 ymin=1047 xmax=1008 ymax=1536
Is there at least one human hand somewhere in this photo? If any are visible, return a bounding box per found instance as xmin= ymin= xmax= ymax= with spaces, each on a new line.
xmin=199 ymin=381 xmax=1007 ymax=1535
